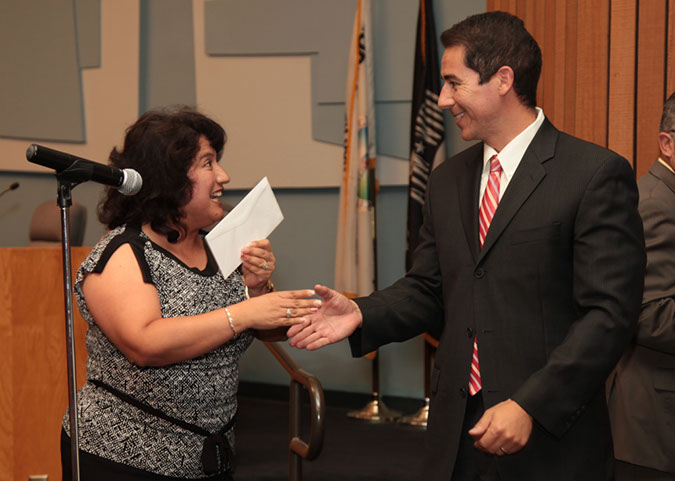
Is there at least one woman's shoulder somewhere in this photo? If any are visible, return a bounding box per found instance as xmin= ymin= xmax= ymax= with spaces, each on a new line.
xmin=77 ymin=224 xmax=151 ymax=283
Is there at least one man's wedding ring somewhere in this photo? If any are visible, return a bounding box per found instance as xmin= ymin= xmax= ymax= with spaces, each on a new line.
xmin=286 ymin=308 xmax=292 ymax=318
xmin=262 ymin=260 xmax=269 ymax=270
xmin=499 ymin=447 xmax=508 ymax=455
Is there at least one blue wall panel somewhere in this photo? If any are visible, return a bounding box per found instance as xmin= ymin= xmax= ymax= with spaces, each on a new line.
xmin=204 ymin=0 xmax=418 ymax=158
xmin=0 ymin=0 xmax=100 ymax=143
xmin=139 ymin=0 xmax=197 ymax=113
xmin=0 ymin=0 xmax=86 ymax=142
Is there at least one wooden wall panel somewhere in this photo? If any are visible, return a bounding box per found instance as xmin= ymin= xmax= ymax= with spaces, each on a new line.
xmin=668 ymin=0 xmax=675 ymax=97
xmin=635 ymin=0 xmax=667 ymax=178
xmin=608 ymin=0 xmax=637 ymax=164
xmin=0 ymin=252 xmax=13 ymax=481
xmin=488 ymin=0 xmax=518 ymax=12
xmin=551 ymin=1 xmax=569 ymax=129
xmin=575 ymin=0 xmax=610 ymax=146
xmin=515 ymin=0 xmax=535 ymax=23
xmin=538 ymin=1 xmax=555 ymax=119
xmin=0 ymin=248 xmax=90 ymax=481
xmin=486 ymin=0 xmax=672 ymax=178
xmin=518 ymin=1 xmax=549 ymax=115
xmin=563 ymin=1 xmax=579 ymax=135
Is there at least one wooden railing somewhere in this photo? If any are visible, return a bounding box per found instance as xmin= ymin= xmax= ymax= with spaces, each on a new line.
xmin=263 ymin=342 xmax=325 ymax=481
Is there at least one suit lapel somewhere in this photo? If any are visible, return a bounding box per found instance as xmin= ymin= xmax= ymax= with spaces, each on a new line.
xmin=458 ymin=148 xmax=483 ymax=263
xmin=649 ymin=160 xmax=675 ymax=194
xmin=477 ymin=119 xmax=558 ymax=263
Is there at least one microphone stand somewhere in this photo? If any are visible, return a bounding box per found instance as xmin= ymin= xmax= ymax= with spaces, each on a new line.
xmin=56 ymin=173 xmax=82 ymax=481
xmin=0 ymin=182 xmax=19 ymax=198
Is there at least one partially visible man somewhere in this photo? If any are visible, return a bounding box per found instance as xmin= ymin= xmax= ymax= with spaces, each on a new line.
xmin=290 ymin=11 xmax=646 ymax=481
xmin=609 ymin=92 xmax=675 ymax=481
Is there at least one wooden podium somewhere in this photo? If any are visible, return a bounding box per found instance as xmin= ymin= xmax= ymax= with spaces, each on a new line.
xmin=0 ymin=247 xmax=91 ymax=481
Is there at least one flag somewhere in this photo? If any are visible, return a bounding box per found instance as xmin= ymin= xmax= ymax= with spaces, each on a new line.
xmin=407 ymin=0 xmax=446 ymax=269
xmin=335 ymin=0 xmax=377 ymax=299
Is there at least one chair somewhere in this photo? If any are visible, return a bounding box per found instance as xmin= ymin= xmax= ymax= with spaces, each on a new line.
xmin=29 ymin=200 xmax=87 ymax=246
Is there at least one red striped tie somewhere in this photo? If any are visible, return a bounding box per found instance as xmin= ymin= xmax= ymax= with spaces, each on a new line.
xmin=470 ymin=154 xmax=502 ymax=396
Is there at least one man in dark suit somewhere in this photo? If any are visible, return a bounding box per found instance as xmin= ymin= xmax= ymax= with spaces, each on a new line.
xmin=289 ymin=11 xmax=645 ymax=481
xmin=608 ymin=92 xmax=675 ymax=481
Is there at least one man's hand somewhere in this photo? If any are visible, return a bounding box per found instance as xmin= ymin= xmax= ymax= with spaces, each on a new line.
xmin=468 ymin=399 xmax=533 ymax=456
xmin=287 ymin=284 xmax=363 ymax=350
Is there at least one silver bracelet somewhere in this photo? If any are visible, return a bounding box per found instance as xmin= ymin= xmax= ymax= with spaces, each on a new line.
xmin=224 ymin=307 xmax=236 ymax=336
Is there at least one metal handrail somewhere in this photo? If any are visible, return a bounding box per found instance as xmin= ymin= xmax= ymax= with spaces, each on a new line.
xmin=263 ymin=341 xmax=325 ymax=480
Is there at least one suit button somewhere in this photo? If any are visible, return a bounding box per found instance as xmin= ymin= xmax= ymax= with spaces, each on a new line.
xmin=474 ymin=268 xmax=484 ymax=279
xmin=459 ymin=387 xmax=467 ymax=398
xmin=466 ymin=328 xmax=474 ymax=338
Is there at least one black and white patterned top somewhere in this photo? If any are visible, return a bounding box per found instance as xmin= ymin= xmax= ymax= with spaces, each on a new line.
xmin=62 ymin=224 xmax=253 ymax=478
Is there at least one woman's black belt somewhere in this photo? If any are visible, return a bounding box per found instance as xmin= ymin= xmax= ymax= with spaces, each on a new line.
xmin=90 ymin=378 xmax=235 ymax=480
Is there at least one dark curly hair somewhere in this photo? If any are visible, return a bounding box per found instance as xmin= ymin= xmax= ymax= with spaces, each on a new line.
xmin=98 ymin=107 xmax=226 ymax=242
xmin=441 ymin=11 xmax=541 ymax=108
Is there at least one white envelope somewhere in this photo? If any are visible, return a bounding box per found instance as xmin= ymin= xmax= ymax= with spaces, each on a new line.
xmin=206 ymin=177 xmax=284 ymax=279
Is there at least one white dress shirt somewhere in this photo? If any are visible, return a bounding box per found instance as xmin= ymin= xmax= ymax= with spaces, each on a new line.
xmin=479 ymin=107 xmax=546 ymax=205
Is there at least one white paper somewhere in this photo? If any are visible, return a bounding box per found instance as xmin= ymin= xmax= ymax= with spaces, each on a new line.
xmin=206 ymin=177 xmax=284 ymax=279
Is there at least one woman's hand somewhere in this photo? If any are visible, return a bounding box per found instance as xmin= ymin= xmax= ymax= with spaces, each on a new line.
xmin=84 ymin=245 xmax=312 ymax=366
xmin=228 ymin=289 xmax=321 ymax=332
xmin=241 ymin=239 xmax=275 ymax=296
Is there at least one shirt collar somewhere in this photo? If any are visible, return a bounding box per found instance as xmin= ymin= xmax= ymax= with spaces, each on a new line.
xmin=658 ymin=157 xmax=675 ymax=174
xmin=483 ymin=107 xmax=545 ymax=180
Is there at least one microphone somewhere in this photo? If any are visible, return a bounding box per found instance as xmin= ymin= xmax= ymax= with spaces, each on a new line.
xmin=26 ymin=144 xmax=142 ymax=195
xmin=0 ymin=182 xmax=20 ymax=199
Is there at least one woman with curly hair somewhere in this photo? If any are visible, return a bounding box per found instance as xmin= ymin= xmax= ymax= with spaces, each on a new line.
xmin=61 ymin=107 xmax=318 ymax=481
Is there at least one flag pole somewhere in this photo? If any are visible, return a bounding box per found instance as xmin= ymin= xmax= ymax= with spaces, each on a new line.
xmin=347 ymin=142 xmax=401 ymax=424
xmin=346 ymin=350 xmax=401 ymax=423
xmin=337 ymin=0 xmax=400 ymax=424
xmin=397 ymin=0 xmax=446 ymax=428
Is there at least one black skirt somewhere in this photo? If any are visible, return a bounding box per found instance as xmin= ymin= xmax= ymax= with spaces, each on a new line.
xmin=61 ymin=429 xmax=230 ymax=481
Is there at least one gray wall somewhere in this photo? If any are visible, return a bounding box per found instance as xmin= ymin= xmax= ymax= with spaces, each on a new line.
xmin=0 ymin=0 xmax=486 ymax=400
xmin=0 ymin=157 xmax=476 ymax=399
xmin=223 ymin=185 xmax=422 ymax=398
xmin=0 ymin=172 xmax=423 ymax=397
xmin=0 ymin=172 xmax=107 ymax=246
xmin=0 ymin=172 xmax=420 ymax=397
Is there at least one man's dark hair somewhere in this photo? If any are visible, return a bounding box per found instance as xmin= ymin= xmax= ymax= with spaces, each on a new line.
xmin=441 ymin=11 xmax=541 ymax=108
xmin=98 ymin=106 xmax=226 ymax=242
xmin=660 ymin=91 xmax=675 ymax=133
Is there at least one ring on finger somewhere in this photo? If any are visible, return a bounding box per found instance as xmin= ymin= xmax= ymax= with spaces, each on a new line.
xmin=262 ymin=260 xmax=269 ymax=270
xmin=499 ymin=447 xmax=508 ymax=455
xmin=286 ymin=308 xmax=292 ymax=318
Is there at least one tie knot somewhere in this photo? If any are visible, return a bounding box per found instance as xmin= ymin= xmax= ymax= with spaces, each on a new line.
xmin=489 ymin=155 xmax=502 ymax=174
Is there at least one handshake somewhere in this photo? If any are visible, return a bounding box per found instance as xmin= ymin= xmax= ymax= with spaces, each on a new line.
xmin=285 ymin=284 xmax=363 ymax=350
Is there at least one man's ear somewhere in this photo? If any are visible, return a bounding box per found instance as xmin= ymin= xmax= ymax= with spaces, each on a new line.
xmin=657 ymin=131 xmax=674 ymax=161
xmin=495 ymin=66 xmax=515 ymax=96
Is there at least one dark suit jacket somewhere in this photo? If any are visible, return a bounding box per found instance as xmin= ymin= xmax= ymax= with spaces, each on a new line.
xmin=350 ymin=119 xmax=646 ymax=481
xmin=608 ymin=159 xmax=675 ymax=474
